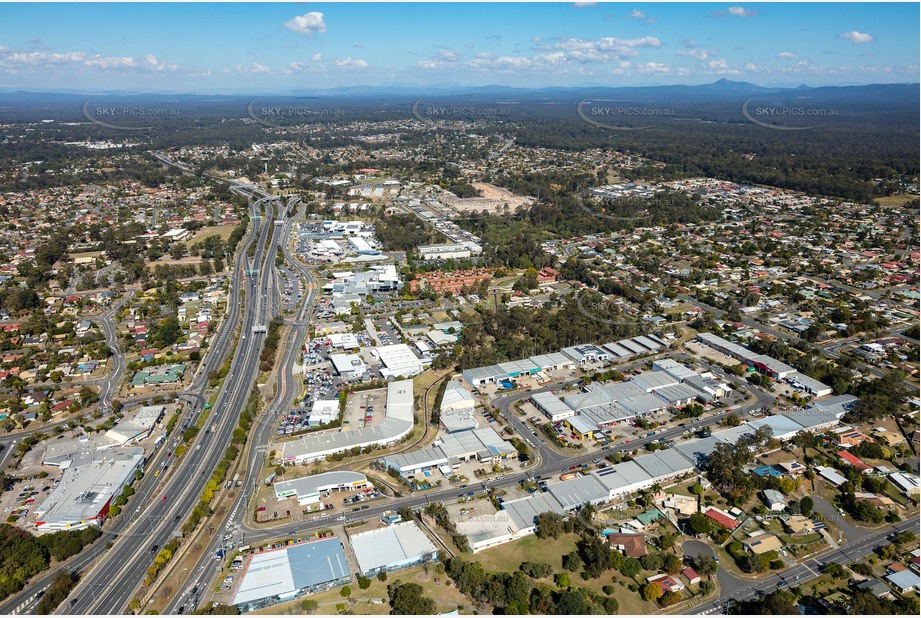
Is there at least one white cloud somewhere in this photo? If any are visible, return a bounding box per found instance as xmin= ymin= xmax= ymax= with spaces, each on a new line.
xmin=573 ymin=2 xmax=597 ymax=7
xmin=637 ymin=61 xmax=671 ymax=74
xmin=0 ymin=47 xmax=178 ymax=72
xmin=225 ymin=63 xmax=272 ymax=74
xmin=727 ymin=6 xmax=756 ymax=17
xmin=334 ymin=57 xmax=367 ymax=69
xmin=682 ymin=39 xmax=698 ymax=48
xmin=311 ymin=52 xmax=322 ymax=62
xmin=777 ymin=51 xmax=797 ymax=60
xmin=838 ymin=31 xmax=874 ymax=44
xmin=676 ymin=48 xmax=718 ymax=61
xmin=283 ymin=12 xmax=327 ymax=36
xmin=625 ymin=8 xmax=655 ymax=23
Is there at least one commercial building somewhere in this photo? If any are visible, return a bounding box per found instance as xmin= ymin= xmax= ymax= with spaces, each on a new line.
xmin=273 ymin=471 xmax=369 ymax=506
xmin=561 ymin=344 xmax=611 ymax=365
xmin=439 ymin=381 xmax=477 ymax=433
xmin=348 ymin=521 xmax=439 ymax=576
xmin=278 ymin=380 xmax=414 ymax=464
xmin=329 ymin=353 xmax=367 ymax=380
xmin=456 ymin=510 xmax=524 ymax=553
xmin=232 ymin=538 xmax=351 ymax=612
xmin=695 ymin=332 xmax=796 ymax=379
xmin=531 ymin=391 xmax=574 ymax=422
xmin=417 ymin=243 xmax=473 ymax=261
xmin=374 ymin=344 xmax=424 ymax=379
xmin=34 ymin=448 xmax=144 ymax=533
xmin=380 ymin=425 xmax=517 ymax=476
xmin=889 ymin=473 xmax=920 ymax=497
xmin=308 ymin=399 xmax=339 ymax=427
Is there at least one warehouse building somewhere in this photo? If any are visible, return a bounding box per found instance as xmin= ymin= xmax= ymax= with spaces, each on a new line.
xmin=439 ymin=381 xmax=478 ymax=433
xmin=273 ymin=471 xmax=369 ymax=506
xmin=279 ymin=380 xmax=413 ymax=464
xmin=374 ymin=344 xmax=424 ymax=379
xmin=348 ymin=521 xmax=439 ymax=576
xmin=380 ymin=425 xmax=517 ymax=476
xmin=329 ymin=353 xmax=367 ymax=380
xmin=531 ymin=391 xmax=574 ymax=422
xmin=34 ymin=448 xmax=144 ymax=533
xmin=232 ymin=537 xmax=351 ymax=612
xmin=561 ymin=344 xmax=611 ymax=365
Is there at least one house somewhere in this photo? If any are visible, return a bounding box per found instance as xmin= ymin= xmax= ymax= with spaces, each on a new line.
xmin=885 ymin=567 xmax=918 ymax=594
xmin=605 ymin=533 xmax=647 ymax=558
xmin=646 ymin=574 xmax=685 ymax=593
xmin=761 ymin=489 xmax=788 ymax=512
xmin=704 ymin=507 xmax=740 ymax=530
xmin=857 ymin=578 xmax=892 ymax=598
xmin=741 ymin=533 xmax=783 ymax=555
xmin=837 ymin=450 xmax=873 ymax=473
xmin=888 ymin=473 xmax=920 ymax=497
xmin=783 ymin=515 xmax=816 ymax=534
xmin=681 ymin=567 xmax=701 ymax=585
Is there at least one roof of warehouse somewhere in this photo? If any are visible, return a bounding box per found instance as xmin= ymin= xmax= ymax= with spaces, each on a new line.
xmin=233 ymin=538 xmax=349 ymax=606
xmin=273 ymin=471 xmax=368 ymax=497
xmin=593 ymin=460 xmax=653 ymax=492
xmin=349 ymin=521 xmax=439 ymax=574
xmin=547 ymin=474 xmax=609 ymax=510
xmin=531 ymin=391 xmax=572 ymax=415
xmin=634 ymin=449 xmax=695 ymax=479
xmin=502 ymin=492 xmax=566 ymax=530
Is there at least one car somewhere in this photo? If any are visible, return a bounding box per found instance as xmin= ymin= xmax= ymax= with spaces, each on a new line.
xmin=161 ymin=495 xmax=167 ymax=502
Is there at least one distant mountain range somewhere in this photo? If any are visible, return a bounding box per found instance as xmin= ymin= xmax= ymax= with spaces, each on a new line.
xmin=0 ymin=79 xmax=917 ymax=102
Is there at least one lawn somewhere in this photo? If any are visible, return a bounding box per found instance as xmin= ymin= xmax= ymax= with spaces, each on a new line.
xmin=189 ymin=224 xmax=237 ymax=246
xmin=780 ymin=532 xmax=823 ymax=545
xmin=462 ymin=533 xmax=660 ymax=614
xmin=472 ymin=532 xmax=579 ymax=572
xmin=251 ymin=565 xmax=472 ymax=615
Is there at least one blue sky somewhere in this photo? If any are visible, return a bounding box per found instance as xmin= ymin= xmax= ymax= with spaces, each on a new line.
xmin=0 ymin=2 xmax=917 ymax=92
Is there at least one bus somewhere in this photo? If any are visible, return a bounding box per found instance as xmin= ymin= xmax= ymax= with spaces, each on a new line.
xmin=153 ymin=434 xmax=167 ymax=450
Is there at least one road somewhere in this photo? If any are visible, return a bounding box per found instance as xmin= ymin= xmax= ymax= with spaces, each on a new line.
xmin=164 ymin=197 xmax=317 ymax=614
xmin=51 ymin=187 xmax=280 ymax=614
xmin=684 ymin=515 xmax=920 ymax=614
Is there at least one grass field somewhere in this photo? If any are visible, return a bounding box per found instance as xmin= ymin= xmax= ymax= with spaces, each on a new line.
xmin=251 ymin=565 xmax=472 ymax=615
xmin=875 ymin=194 xmax=919 ymax=207
xmin=462 ymin=532 xmax=659 ymax=614
xmin=189 ymin=224 xmax=237 ymax=246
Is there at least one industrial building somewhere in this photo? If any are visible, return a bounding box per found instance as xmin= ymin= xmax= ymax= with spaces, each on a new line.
xmin=329 ymin=353 xmax=367 ymax=380
xmin=348 ymin=521 xmax=439 ymax=576
xmin=374 ymin=344 xmax=424 ymax=379
xmin=381 ymin=425 xmax=517 ymax=476
xmin=278 ymin=380 xmax=414 ymax=465
xmin=34 ymin=448 xmax=145 ymax=533
xmin=273 ymin=471 xmax=369 ymax=506
xmin=232 ymin=538 xmax=351 ymax=612
xmin=438 ymin=381 xmax=477 ymax=433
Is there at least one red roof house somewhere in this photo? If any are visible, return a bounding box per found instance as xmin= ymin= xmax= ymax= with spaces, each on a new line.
xmin=837 ymin=450 xmax=873 ymax=473
xmin=704 ymin=508 xmax=740 ymax=530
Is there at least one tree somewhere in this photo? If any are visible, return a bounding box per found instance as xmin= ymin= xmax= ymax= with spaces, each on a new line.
xmin=553 ymin=589 xmax=595 ymax=615
xmin=358 ymin=576 xmax=372 ymax=590
xmin=377 ymin=570 xmax=388 ymax=582
xmin=799 ymin=496 xmax=813 ymax=518
xmin=660 ymin=591 xmax=683 ymax=607
xmin=621 ymin=557 xmax=642 ymax=578
xmin=554 ymin=572 xmax=571 ymax=589
xmin=300 ymin=599 xmax=319 ymax=613
xmin=387 ymin=582 xmax=436 ymax=615
xmin=641 ymin=582 xmax=663 ymax=602
xmin=535 ymin=511 xmax=565 ymax=539
xmin=664 ymin=553 xmax=684 ymax=576
xmin=340 ymin=585 xmax=351 ymax=598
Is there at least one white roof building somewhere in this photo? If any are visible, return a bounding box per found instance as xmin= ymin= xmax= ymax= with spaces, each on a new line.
xmin=348 ymin=521 xmax=439 ymax=576
xmin=375 ymin=344 xmax=424 ymax=378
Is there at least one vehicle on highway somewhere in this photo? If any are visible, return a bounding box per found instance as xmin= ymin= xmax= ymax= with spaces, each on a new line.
xmin=161 ymin=495 xmax=167 ymax=502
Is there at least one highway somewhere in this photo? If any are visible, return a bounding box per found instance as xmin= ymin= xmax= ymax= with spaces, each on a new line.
xmin=51 ymin=186 xmax=279 ymax=614
xmin=164 ymin=197 xmax=317 ymax=614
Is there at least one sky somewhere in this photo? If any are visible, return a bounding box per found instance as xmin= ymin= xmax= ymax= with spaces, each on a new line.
xmin=0 ymin=2 xmax=918 ymax=93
